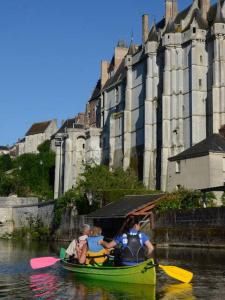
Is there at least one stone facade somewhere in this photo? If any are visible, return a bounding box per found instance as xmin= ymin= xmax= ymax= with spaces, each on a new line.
xmin=0 ymin=196 xmax=54 ymax=237
xmin=53 ymin=116 xmax=101 ymax=199
xmin=95 ymin=0 xmax=225 ymax=191
xmin=52 ymin=0 xmax=225 ymax=198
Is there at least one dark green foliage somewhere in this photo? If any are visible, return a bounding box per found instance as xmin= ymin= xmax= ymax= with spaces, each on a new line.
xmin=77 ymin=165 xmax=144 ymax=191
xmin=54 ymin=164 xmax=156 ymax=226
xmin=0 ymin=140 xmax=55 ymax=199
xmin=0 ymin=154 xmax=13 ymax=172
xmin=54 ymin=190 xmax=99 ymax=227
xmin=155 ymin=188 xmax=216 ymax=214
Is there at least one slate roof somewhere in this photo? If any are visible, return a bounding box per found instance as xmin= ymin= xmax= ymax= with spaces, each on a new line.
xmin=88 ymin=194 xmax=164 ymax=219
xmin=89 ymin=79 xmax=101 ymax=101
xmin=103 ymin=59 xmax=126 ymax=90
xmin=169 ymin=134 xmax=225 ymax=161
xmin=26 ymin=121 xmax=51 ymax=136
xmin=0 ymin=146 xmax=9 ymax=150
xmin=57 ymin=118 xmax=84 ymax=134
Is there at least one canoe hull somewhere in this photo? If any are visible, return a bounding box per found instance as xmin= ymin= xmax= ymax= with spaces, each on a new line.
xmin=61 ymin=258 xmax=156 ymax=285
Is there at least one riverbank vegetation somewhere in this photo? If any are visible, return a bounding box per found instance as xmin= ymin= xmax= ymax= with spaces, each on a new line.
xmin=154 ymin=188 xmax=216 ymax=214
xmin=0 ymin=140 xmax=55 ymax=200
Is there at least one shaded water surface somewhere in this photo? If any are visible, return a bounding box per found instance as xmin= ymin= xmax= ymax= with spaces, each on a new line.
xmin=0 ymin=240 xmax=225 ymax=299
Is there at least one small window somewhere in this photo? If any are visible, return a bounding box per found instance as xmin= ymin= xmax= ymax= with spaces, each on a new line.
xmin=200 ymin=55 xmax=203 ymax=63
xmin=223 ymin=157 xmax=225 ymax=172
xmin=176 ymin=161 xmax=180 ymax=173
xmin=193 ymin=27 xmax=196 ymax=34
xmin=176 ymin=184 xmax=181 ymax=191
xmin=82 ymin=144 xmax=85 ymax=149
xmin=115 ymin=87 xmax=119 ymax=104
xmin=199 ymin=79 xmax=202 ymax=88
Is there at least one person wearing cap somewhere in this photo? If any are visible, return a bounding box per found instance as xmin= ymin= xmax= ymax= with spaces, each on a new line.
xmin=99 ymin=216 xmax=154 ymax=266
xmin=66 ymin=224 xmax=91 ymax=263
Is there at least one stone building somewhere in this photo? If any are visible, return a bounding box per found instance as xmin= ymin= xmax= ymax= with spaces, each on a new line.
xmin=0 ymin=146 xmax=9 ymax=156
xmin=167 ymin=133 xmax=225 ymax=192
xmin=53 ymin=112 xmax=101 ymax=199
xmin=95 ymin=0 xmax=225 ymax=192
xmin=53 ymin=0 xmax=225 ymax=198
xmin=17 ymin=120 xmax=58 ymax=155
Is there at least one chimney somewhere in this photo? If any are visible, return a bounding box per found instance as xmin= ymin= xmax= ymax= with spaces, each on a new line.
xmin=198 ymin=0 xmax=210 ymax=21
xmin=165 ymin=0 xmax=178 ymax=24
xmin=114 ymin=46 xmax=128 ymax=70
xmin=142 ymin=14 xmax=149 ymax=44
xmin=101 ymin=60 xmax=109 ymax=88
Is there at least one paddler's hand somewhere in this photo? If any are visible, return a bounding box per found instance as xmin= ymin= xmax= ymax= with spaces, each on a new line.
xmin=98 ymin=240 xmax=104 ymax=245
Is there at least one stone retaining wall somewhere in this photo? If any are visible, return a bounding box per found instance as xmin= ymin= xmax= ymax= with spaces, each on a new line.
xmin=0 ymin=196 xmax=54 ymax=237
xmin=153 ymin=207 xmax=225 ymax=247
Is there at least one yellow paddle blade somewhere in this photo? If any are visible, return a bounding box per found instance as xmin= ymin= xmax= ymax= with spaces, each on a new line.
xmin=159 ymin=265 xmax=193 ymax=283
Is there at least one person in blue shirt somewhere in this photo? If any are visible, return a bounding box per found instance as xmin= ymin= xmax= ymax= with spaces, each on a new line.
xmin=99 ymin=216 xmax=154 ymax=266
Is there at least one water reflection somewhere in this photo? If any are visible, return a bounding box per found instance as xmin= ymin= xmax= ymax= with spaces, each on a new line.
xmin=30 ymin=274 xmax=59 ymax=298
xmin=159 ymin=283 xmax=196 ymax=300
xmin=1 ymin=240 xmax=225 ymax=299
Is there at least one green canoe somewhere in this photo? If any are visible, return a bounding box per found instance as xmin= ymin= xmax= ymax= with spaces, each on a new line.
xmin=60 ymin=248 xmax=156 ymax=285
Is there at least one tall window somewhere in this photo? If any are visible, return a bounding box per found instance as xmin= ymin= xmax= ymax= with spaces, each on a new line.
xmin=115 ymin=87 xmax=119 ymax=104
xmin=223 ymin=157 xmax=225 ymax=172
xmin=176 ymin=161 xmax=181 ymax=173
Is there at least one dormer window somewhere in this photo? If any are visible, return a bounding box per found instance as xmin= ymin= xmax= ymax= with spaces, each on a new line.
xmin=193 ymin=27 xmax=196 ymax=34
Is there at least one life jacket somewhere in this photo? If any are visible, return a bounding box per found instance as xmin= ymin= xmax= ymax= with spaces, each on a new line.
xmin=86 ymin=236 xmax=108 ymax=265
xmin=86 ymin=248 xmax=109 ymax=265
xmin=120 ymin=232 xmax=146 ymax=265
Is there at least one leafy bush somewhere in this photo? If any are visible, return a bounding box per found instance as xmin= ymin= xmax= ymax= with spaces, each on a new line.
xmin=155 ymin=188 xmax=216 ymax=214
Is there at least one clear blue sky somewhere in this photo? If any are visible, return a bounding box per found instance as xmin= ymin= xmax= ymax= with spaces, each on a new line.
xmin=0 ymin=0 xmax=194 ymax=145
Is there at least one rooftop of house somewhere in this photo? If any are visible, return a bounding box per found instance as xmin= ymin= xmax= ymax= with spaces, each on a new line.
xmin=26 ymin=121 xmax=52 ymax=136
xmin=169 ymin=134 xmax=225 ymax=161
xmin=57 ymin=118 xmax=84 ymax=134
xmin=0 ymin=146 xmax=9 ymax=151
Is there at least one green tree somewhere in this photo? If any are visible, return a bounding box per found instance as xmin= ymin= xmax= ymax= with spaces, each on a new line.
xmin=0 ymin=140 xmax=55 ymax=199
xmin=0 ymin=154 xmax=13 ymax=172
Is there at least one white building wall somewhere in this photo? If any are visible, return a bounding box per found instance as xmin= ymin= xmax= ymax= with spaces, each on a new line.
xmin=167 ymin=156 xmax=210 ymax=192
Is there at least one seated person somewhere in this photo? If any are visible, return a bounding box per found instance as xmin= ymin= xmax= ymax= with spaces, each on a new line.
xmin=99 ymin=216 xmax=154 ymax=266
xmin=86 ymin=226 xmax=108 ymax=265
xmin=66 ymin=224 xmax=91 ymax=263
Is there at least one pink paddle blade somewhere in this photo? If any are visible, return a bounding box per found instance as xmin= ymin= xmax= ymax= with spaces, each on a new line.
xmin=30 ymin=257 xmax=60 ymax=269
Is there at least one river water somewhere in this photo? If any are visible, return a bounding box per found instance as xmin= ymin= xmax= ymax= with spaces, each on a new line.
xmin=0 ymin=240 xmax=225 ymax=299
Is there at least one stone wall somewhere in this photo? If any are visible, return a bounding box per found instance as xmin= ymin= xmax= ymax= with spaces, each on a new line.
xmin=0 ymin=197 xmax=54 ymax=237
xmin=153 ymin=207 xmax=225 ymax=247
